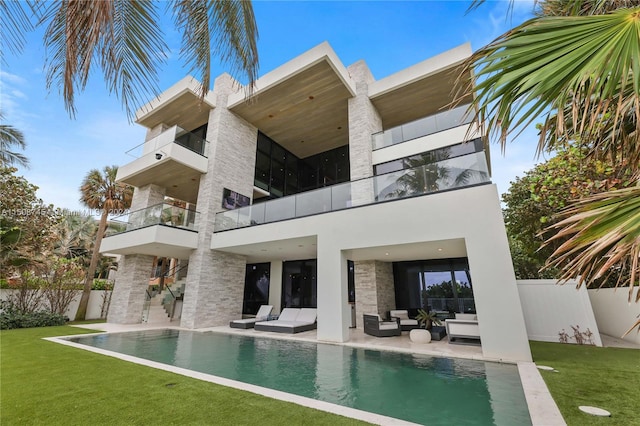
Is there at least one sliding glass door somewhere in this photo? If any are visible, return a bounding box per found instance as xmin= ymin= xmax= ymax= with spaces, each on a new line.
xmin=282 ymin=259 xmax=317 ymax=308
xmin=393 ymin=258 xmax=474 ymax=314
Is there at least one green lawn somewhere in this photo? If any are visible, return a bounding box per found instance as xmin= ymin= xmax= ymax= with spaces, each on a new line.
xmin=530 ymin=341 xmax=640 ymax=426
xmin=0 ymin=326 xmax=368 ymax=425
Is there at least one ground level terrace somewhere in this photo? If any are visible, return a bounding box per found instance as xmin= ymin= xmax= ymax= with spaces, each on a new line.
xmin=204 ymin=184 xmax=531 ymax=362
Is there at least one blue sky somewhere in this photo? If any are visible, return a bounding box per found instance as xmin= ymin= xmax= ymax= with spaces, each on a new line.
xmin=1 ymin=0 xmax=541 ymax=214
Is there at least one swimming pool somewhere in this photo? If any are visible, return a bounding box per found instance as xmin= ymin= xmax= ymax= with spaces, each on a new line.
xmin=68 ymin=329 xmax=531 ymax=425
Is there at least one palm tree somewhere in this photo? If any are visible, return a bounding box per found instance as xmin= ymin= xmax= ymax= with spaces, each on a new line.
xmin=0 ymin=112 xmax=29 ymax=168
xmin=464 ymin=2 xmax=640 ymax=326
xmin=54 ymin=210 xmax=98 ymax=262
xmin=4 ymin=1 xmax=259 ymax=120
xmin=75 ymin=166 xmax=133 ymax=320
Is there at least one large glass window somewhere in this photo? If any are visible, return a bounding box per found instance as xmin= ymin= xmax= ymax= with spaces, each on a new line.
xmin=243 ymin=263 xmax=270 ymax=315
xmin=374 ymin=139 xmax=484 ymax=176
xmin=282 ymin=259 xmax=317 ymax=308
xmin=393 ymin=258 xmax=474 ymax=314
xmin=254 ymin=132 xmax=350 ymax=199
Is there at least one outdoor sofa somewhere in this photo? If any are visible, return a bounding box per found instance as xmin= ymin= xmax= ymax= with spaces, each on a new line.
xmin=445 ymin=313 xmax=481 ymax=345
xmin=254 ymin=308 xmax=317 ymax=333
xmin=389 ymin=309 xmax=420 ymax=331
xmin=229 ymin=305 xmax=273 ymax=329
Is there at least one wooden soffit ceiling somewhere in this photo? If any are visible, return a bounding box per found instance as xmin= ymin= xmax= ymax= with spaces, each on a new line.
xmin=370 ymin=64 xmax=473 ymax=130
xmin=230 ymin=60 xmax=353 ymax=158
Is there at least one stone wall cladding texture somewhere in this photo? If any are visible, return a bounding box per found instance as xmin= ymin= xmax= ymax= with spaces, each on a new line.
xmin=108 ymin=254 xmax=155 ymax=323
xmin=180 ymin=74 xmax=256 ymax=329
xmin=129 ymin=183 xmax=166 ymax=212
xmin=347 ymin=61 xmax=381 ymax=206
xmin=353 ymin=260 xmax=395 ymax=328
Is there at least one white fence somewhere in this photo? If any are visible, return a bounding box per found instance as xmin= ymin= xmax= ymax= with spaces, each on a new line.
xmin=516 ymin=279 xmax=602 ymax=346
xmin=0 ymin=289 xmax=110 ymax=320
xmin=588 ymin=287 xmax=640 ymax=345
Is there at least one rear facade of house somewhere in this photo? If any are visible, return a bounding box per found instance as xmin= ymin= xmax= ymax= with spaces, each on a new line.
xmin=101 ymin=42 xmax=532 ymax=362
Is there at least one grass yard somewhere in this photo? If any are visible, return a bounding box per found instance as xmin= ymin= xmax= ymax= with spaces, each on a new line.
xmin=0 ymin=326 xmax=368 ymax=426
xmin=530 ymin=341 xmax=640 ymax=426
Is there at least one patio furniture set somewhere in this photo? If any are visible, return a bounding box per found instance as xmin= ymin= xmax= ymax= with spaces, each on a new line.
xmin=363 ymin=310 xmax=481 ymax=345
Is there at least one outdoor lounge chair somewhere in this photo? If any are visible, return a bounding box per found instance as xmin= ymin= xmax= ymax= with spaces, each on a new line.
xmin=229 ymin=305 xmax=273 ymax=329
xmin=254 ymin=308 xmax=317 ymax=333
xmin=389 ymin=309 xmax=420 ymax=331
xmin=363 ymin=314 xmax=401 ymax=337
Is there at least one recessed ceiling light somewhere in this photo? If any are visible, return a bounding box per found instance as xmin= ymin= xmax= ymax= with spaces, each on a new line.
xmin=385 ymin=252 xmax=389 ymax=256
xmin=437 ymin=248 xmax=443 ymax=252
xmin=308 ymin=96 xmax=314 ymax=100
xmin=268 ymin=114 xmax=274 ymax=118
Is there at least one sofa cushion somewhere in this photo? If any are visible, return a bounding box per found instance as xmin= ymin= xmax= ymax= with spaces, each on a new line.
xmin=390 ymin=310 xmax=409 ymax=320
xmin=379 ymin=323 xmax=399 ymax=331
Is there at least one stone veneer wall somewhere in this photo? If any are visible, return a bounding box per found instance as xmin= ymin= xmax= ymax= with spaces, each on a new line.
xmin=108 ymin=254 xmax=155 ymax=323
xmin=180 ymin=73 xmax=258 ymax=329
xmin=353 ymin=260 xmax=396 ymax=328
xmin=108 ymin=182 xmax=166 ymax=323
xmin=347 ymin=61 xmax=381 ymax=207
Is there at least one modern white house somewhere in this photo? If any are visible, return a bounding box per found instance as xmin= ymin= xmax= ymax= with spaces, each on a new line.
xmin=101 ymin=42 xmax=532 ymax=362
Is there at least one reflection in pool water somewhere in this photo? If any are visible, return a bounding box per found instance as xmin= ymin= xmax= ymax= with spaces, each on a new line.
xmin=69 ymin=329 xmax=531 ymax=425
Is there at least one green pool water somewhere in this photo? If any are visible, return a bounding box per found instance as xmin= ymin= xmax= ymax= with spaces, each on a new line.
xmin=69 ymin=329 xmax=531 ymax=425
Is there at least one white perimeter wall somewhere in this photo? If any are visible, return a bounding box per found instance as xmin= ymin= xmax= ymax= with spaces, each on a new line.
xmin=517 ymin=280 xmax=602 ymax=346
xmin=0 ymin=289 xmax=109 ymax=320
xmin=588 ymin=287 xmax=640 ymax=345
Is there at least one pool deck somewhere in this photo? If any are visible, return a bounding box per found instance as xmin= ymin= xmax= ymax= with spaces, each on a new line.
xmin=69 ymin=322 xmax=566 ymax=425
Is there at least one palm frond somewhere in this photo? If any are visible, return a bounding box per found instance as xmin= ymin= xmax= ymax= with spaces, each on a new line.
xmin=173 ymin=0 xmax=259 ymax=97
xmin=0 ymin=1 xmax=34 ymax=61
xmin=543 ymin=186 xmax=640 ymax=303
xmin=0 ymin=112 xmax=29 ymax=168
xmin=464 ymin=7 xmax=640 ymax=167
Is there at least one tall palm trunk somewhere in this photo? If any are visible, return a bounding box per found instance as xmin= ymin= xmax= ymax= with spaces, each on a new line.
xmin=75 ymin=209 xmax=108 ymax=321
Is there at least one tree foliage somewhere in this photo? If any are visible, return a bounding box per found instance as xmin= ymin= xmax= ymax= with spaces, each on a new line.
xmin=0 ymin=167 xmax=61 ymax=277
xmin=503 ymin=145 xmax=634 ymax=278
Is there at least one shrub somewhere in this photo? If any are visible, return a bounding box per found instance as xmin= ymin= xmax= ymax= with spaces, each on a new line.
xmin=92 ymin=279 xmax=114 ymax=291
xmin=0 ymin=300 xmax=68 ymax=330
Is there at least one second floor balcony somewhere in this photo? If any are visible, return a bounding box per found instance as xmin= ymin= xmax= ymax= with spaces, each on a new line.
xmin=372 ymin=105 xmax=473 ymax=150
xmin=116 ymin=126 xmax=209 ymax=203
xmin=100 ymin=203 xmax=199 ymax=258
xmin=214 ymin=151 xmax=490 ymax=232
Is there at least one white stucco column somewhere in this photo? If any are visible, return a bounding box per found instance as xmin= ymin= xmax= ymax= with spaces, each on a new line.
xmin=316 ymin=239 xmax=350 ymax=342
xmin=268 ymin=261 xmax=283 ymax=314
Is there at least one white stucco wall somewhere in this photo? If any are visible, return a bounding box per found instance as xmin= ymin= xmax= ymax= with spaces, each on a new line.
xmin=517 ymin=280 xmax=602 ymax=346
xmin=0 ymin=290 xmax=110 ymax=320
xmin=212 ymin=183 xmax=532 ymax=362
xmin=588 ymin=287 xmax=640 ymax=344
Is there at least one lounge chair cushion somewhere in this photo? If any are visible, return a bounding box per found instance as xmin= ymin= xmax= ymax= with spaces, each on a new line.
xmin=400 ymin=319 xmax=418 ymax=326
xmin=296 ymin=308 xmax=317 ymax=323
xmin=277 ymin=308 xmax=300 ymax=321
xmin=255 ymin=305 xmax=274 ymax=320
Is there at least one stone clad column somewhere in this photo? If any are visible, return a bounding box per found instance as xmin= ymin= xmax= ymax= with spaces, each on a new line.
xmin=354 ymin=260 xmax=395 ymax=328
xmin=180 ymin=73 xmax=259 ymax=329
xmin=107 ymin=182 xmax=166 ymax=323
xmin=108 ymin=254 xmax=155 ymax=323
xmin=347 ymin=60 xmax=382 ymax=206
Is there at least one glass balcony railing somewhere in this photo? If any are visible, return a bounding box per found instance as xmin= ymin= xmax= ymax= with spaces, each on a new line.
xmin=106 ymin=203 xmax=199 ymax=236
xmin=214 ymin=151 xmax=489 ymax=232
xmin=372 ymin=105 xmax=473 ymax=150
xmin=125 ymin=125 xmax=209 ymax=159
